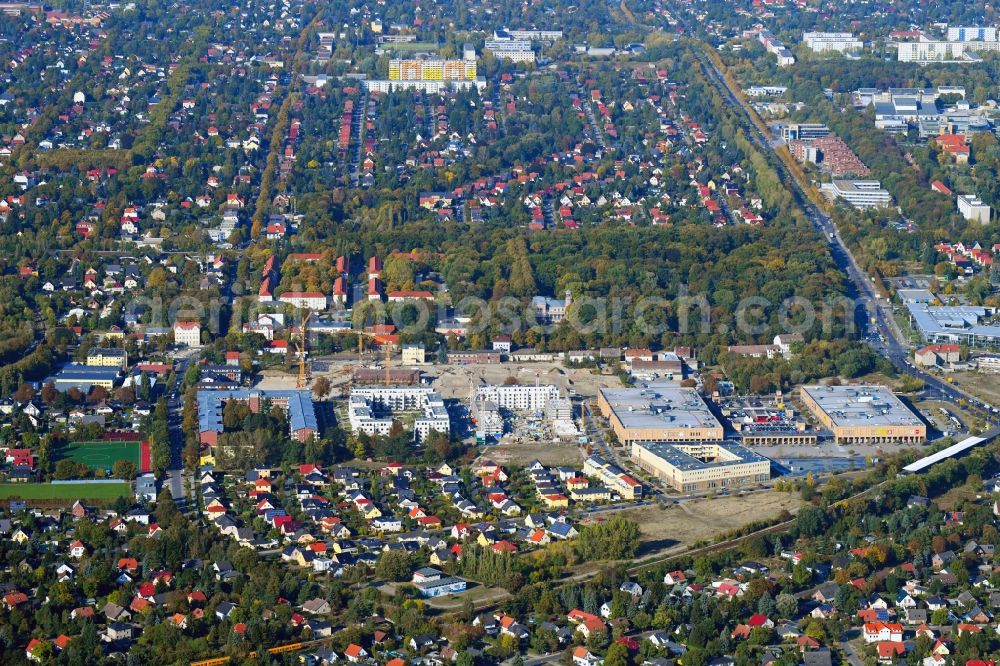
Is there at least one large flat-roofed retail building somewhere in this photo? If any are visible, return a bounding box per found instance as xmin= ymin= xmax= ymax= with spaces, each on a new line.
xmin=597 ymin=384 xmax=724 ymax=444
xmin=632 ymin=441 xmax=770 ymax=492
xmin=799 ymin=385 xmax=925 ymax=444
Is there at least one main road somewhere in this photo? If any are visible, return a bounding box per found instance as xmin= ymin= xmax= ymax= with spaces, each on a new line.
xmin=690 ymin=47 xmax=999 ymax=426
xmin=165 ymin=350 xmax=196 ymax=512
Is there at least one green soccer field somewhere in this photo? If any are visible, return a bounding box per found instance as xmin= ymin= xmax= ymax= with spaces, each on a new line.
xmin=0 ymin=482 xmax=130 ymax=500
xmin=55 ymin=440 xmax=143 ymax=470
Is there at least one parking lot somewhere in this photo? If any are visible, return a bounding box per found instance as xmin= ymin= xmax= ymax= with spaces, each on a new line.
xmin=717 ymin=394 xmax=822 ymax=445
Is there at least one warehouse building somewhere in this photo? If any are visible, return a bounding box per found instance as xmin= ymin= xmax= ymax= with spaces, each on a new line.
xmin=631 ymin=441 xmax=771 ymax=492
xmin=597 ymin=383 xmax=724 ymax=444
xmin=799 ymin=385 xmax=925 ymax=444
xmin=906 ymin=303 xmax=1000 ymax=347
xmin=44 ymin=364 xmax=121 ymax=393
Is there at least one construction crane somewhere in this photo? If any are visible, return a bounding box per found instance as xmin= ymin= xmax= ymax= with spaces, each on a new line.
xmin=355 ymin=330 xmax=392 ymax=386
xmin=295 ymin=309 xmax=313 ymax=389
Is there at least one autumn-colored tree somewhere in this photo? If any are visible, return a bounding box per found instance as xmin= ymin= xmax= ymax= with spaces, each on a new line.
xmin=312 ymin=376 xmax=331 ymax=399
xmin=88 ymin=385 xmax=109 ymax=404
xmin=40 ymin=382 xmax=57 ymax=405
xmin=12 ymin=383 xmax=34 ymax=403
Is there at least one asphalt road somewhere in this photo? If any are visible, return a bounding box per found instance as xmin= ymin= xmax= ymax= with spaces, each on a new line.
xmin=692 ymin=47 xmax=1000 ymax=428
xmin=165 ymin=351 xmax=195 ymax=511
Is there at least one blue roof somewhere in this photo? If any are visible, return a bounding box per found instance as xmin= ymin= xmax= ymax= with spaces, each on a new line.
xmin=198 ymin=389 xmax=318 ymax=436
xmin=50 ymin=364 xmax=121 ymax=380
xmin=44 ymin=364 xmax=121 ymax=392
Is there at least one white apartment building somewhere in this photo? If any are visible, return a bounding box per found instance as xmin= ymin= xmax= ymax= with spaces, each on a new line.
xmin=484 ymin=39 xmax=536 ymax=62
xmin=758 ymin=30 xmax=795 ymax=66
xmin=348 ymin=386 xmax=450 ymax=442
xmin=821 ymin=180 xmax=892 ymax=209
xmin=958 ymin=194 xmax=991 ymax=224
xmin=475 ymin=384 xmax=561 ymax=412
xmin=362 ymin=78 xmax=486 ymax=93
xmin=506 ymin=29 xmax=563 ymax=41
xmin=278 ymin=292 xmax=328 ymax=310
xmin=947 ymin=26 xmax=998 ymax=42
xmin=802 ymin=32 xmax=863 ymax=53
xmin=745 ymin=85 xmax=788 ymax=97
xmin=173 ymin=321 xmax=202 ymax=347
xmin=897 ymin=37 xmax=1000 ymax=63
xmin=897 ymin=40 xmax=970 ymax=62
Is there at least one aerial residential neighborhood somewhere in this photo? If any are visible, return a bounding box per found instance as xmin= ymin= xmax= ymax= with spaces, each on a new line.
xmin=2 ymin=0 xmax=1000 ymax=664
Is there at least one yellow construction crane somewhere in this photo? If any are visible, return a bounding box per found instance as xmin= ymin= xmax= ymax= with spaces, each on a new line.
xmin=355 ymin=330 xmax=392 ymax=386
xmin=295 ymin=309 xmax=313 ymax=389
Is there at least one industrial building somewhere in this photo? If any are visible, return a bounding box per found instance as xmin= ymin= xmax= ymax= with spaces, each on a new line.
xmin=348 ymin=386 xmax=450 ymax=442
xmin=597 ymin=383 xmax=724 ymax=444
xmin=197 ymin=389 xmax=318 ymax=445
xmin=799 ymin=385 xmax=925 ymax=444
xmin=902 ymin=431 xmax=998 ymax=474
xmin=906 ymin=303 xmax=1000 ymax=347
xmin=631 ymin=441 xmax=770 ymax=492
xmin=44 ymin=364 xmax=121 ymax=393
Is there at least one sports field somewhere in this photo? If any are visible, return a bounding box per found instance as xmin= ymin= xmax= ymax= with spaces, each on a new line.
xmin=54 ymin=440 xmax=150 ymax=472
xmin=0 ymin=482 xmax=130 ymax=500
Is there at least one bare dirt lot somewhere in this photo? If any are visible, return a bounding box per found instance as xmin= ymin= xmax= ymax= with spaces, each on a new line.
xmin=425 ymin=363 xmax=622 ymax=401
xmin=261 ymin=359 xmax=622 ymax=400
xmin=476 ymin=439 xmax=586 ymax=468
xmin=950 ymin=371 xmax=1000 ymax=407
xmin=596 ymin=492 xmax=805 ymax=558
